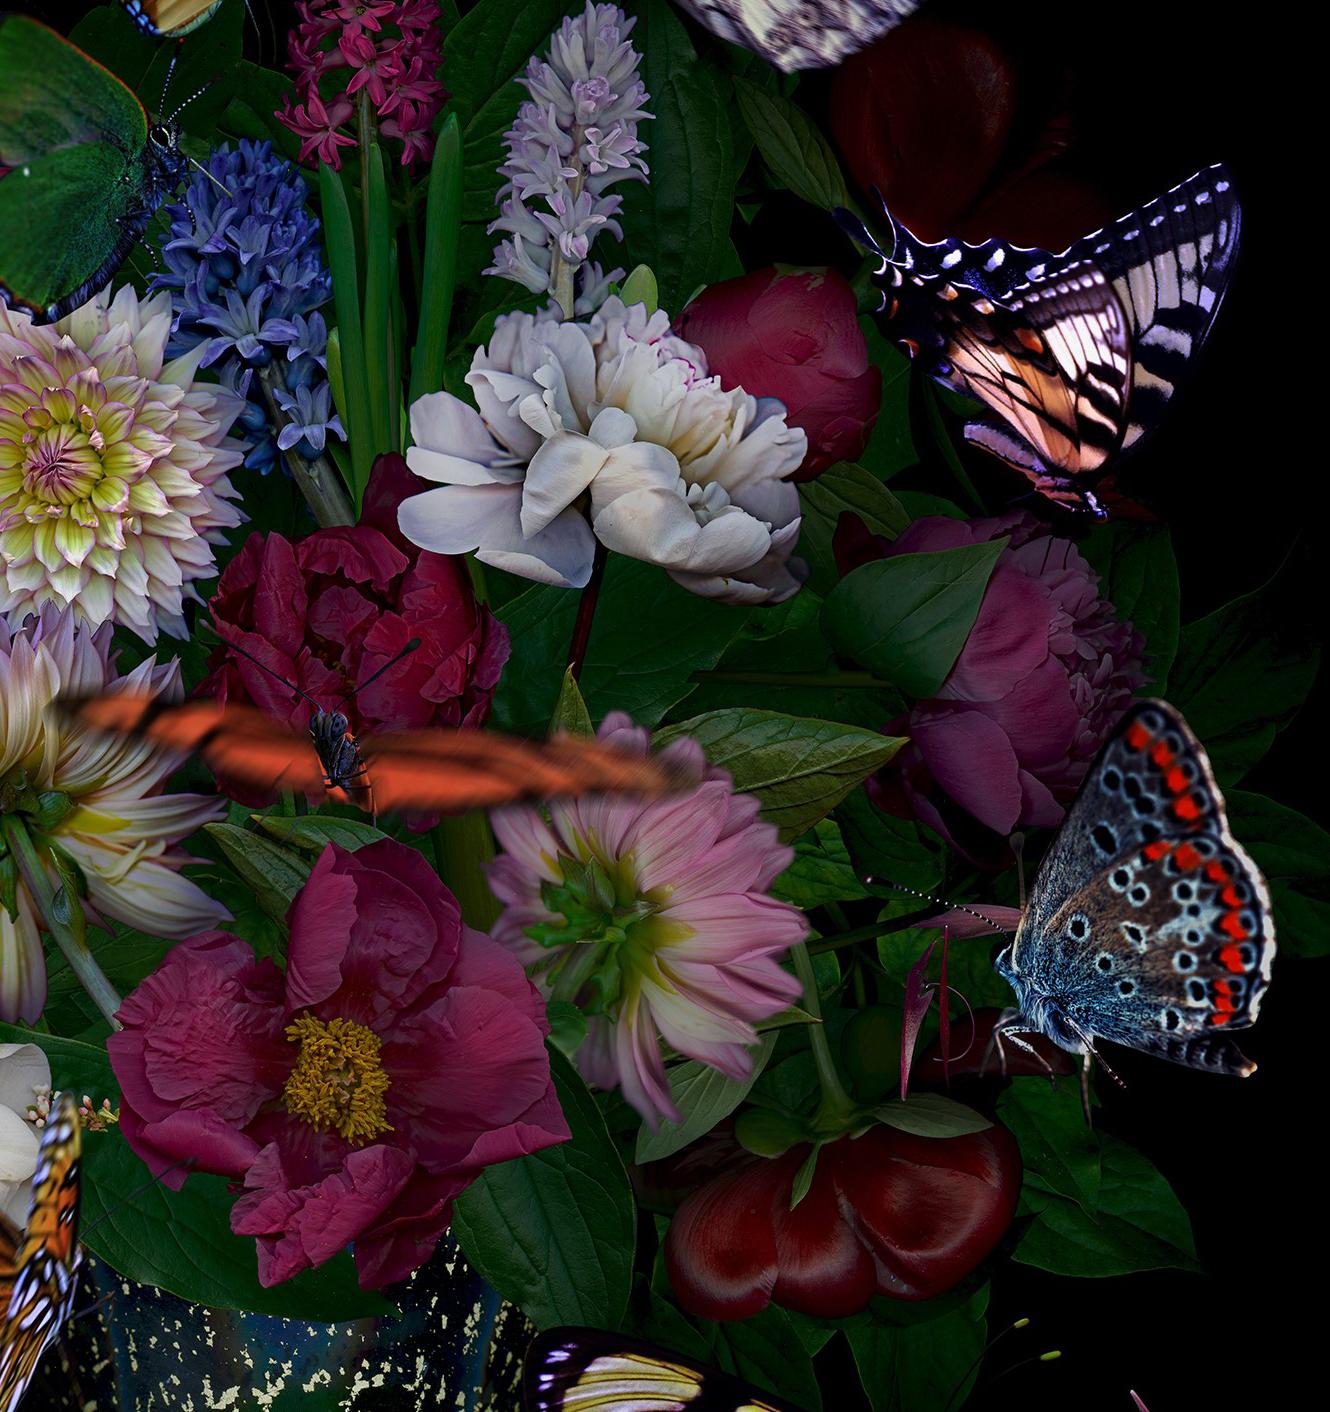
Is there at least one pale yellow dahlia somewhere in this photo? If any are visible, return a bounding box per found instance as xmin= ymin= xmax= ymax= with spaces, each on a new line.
xmin=0 ymin=606 xmax=229 ymax=1024
xmin=0 ymin=285 xmax=245 ymax=643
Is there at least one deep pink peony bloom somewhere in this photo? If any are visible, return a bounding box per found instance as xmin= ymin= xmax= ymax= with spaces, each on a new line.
xmin=108 ymin=840 xmax=570 ymax=1288
xmin=201 ymin=454 xmax=508 ymax=805
xmin=487 ymin=713 xmax=806 ymax=1127
xmin=277 ymin=0 xmax=445 ymax=168
xmin=837 ymin=511 xmax=1145 ymax=861
xmin=674 ymin=267 xmax=882 ymax=481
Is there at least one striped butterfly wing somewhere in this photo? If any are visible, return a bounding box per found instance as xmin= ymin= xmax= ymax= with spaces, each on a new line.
xmin=0 ymin=1094 xmax=83 ymax=1412
xmin=524 ymin=1328 xmax=806 ymax=1412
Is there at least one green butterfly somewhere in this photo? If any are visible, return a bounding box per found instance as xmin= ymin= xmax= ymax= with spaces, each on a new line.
xmin=0 ymin=14 xmax=186 ymax=324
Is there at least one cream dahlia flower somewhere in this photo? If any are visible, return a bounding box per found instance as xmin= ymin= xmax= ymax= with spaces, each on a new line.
xmin=401 ymin=298 xmax=808 ymax=602
xmin=0 ymin=285 xmax=245 ymax=643
xmin=0 ymin=606 xmax=229 ymax=1023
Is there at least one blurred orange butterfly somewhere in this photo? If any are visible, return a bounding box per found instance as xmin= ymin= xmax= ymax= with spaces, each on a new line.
xmin=61 ymin=638 xmax=681 ymax=815
xmin=0 ymin=1092 xmax=82 ymax=1411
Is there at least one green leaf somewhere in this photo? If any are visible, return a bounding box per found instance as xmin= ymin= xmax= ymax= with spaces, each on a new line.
xmin=255 ymin=815 xmax=389 ymax=853
xmin=546 ymin=1000 xmax=588 ymax=1058
xmin=204 ymin=823 xmax=310 ymax=922
xmin=654 ymin=708 xmax=906 ymax=840
xmin=410 ymin=113 xmax=462 ymax=405
xmin=319 ymin=163 xmax=372 ymax=502
xmin=846 ymin=1283 xmax=989 ymax=1412
xmin=451 ymin=1046 xmax=635 ymax=1329
xmin=1013 ymin=1135 xmax=1198 ymax=1277
xmin=708 ymin=1304 xmax=823 ymax=1412
xmin=873 ymin=1093 xmax=993 ymax=1138
xmin=618 ymin=0 xmax=739 ymax=312
xmin=1167 ymin=552 xmax=1321 ymax=783
xmin=1079 ymin=522 xmax=1180 ymax=691
xmin=1227 ymin=791 xmax=1330 ymax=958
xmin=491 ymin=557 xmax=750 ymax=735
xmin=798 ymin=460 xmax=911 ymax=596
xmin=997 ymin=1077 xmax=1101 ymax=1211
xmin=551 ymin=667 xmax=595 ymax=737
xmin=1 ymin=1026 xmax=390 ymax=1320
xmin=822 ymin=539 xmax=1008 ymax=698
xmin=856 ymin=323 xmax=916 ymax=483
xmin=773 ymin=818 xmax=875 ymax=909
xmin=835 ymin=788 xmax=944 ymax=895
xmin=619 ymin=263 xmax=659 ymax=312
xmin=874 ymin=915 xmax=1013 ymax=1012
xmin=634 ymin=1034 xmax=777 ymax=1163
xmin=732 ymin=75 xmax=851 ymax=211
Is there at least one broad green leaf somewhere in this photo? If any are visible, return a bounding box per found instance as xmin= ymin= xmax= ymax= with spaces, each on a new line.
xmin=997 ymin=1077 xmax=1101 ymax=1211
xmin=618 ymin=0 xmax=740 ymax=311
xmin=451 ymin=1046 xmax=635 ymax=1329
xmin=846 ymin=1284 xmax=989 ymax=1412
xmin=732 ymin=75 xmax=850 ymax=211
xmin=551 ymin=666 xmax=595 ymax=737
xmin=708 ymin=1304 xmax=823 ymax=1412
xmin=1 ymin=1026 xmax=390 ymax=1320
xmin=1168 ymin=552 xmax=1321 ymax=783
xmin=546 ymin=1000 xmax=588 ymax=1058
xmin=835 ymin=788 xmax=944 ymax=895
xmin=255 ymin=815 xmax=389 ymax=853
xmin=204 ymin=823 xmax=310 ymax=921
xmin=635 ymin=1034 xmax=778 ymax=1163
xmin=1227 ymin=790 xmax=1330 ymax=957
xmin=822 ymin=539 xmax=1008 ymax=698
xmin=773 ymin=818 xmax=875 ymax=909
xmin=873 ymin=1092 xmax=992 ymax=1138
xmin=798 ymin=460 xmax=911 ymax=595
xmin=874 ymin=910 xmax=1014 ymax=1014
xmin=655 ymin=708 xmax=905 ymax=839
xmin=620 ymin=1287 xmax=714 ymax=1362
xmin=856 ymin=322 xmax=916 ymax=483
xmin=1079 ymin=522 xmax=1181 ymax=691
xmin=1013 ymin=1135 xmax=1198 ymax=1277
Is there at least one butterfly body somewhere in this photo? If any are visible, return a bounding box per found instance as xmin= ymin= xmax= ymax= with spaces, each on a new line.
xmin=0 ymin=1092 xmax=83 ymax=1410
xmin=306 ymin=707 xmax=368 ymax=800
xmin=845 ymin=164 xmax=1241 ymax=510
xmin=994 ymin=700 xmax=1274 ymax=1076
xmin=0 ymin=16 xmax=186 ymax=323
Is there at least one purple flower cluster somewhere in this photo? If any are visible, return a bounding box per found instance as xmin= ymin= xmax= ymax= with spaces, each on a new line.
xmin=152 ymin=140 xmax=342 ymax=473
xmin=277 ymin=0 xmax=445 ymax=168
xmin=487 ymin=2 xmax=651 ymax=315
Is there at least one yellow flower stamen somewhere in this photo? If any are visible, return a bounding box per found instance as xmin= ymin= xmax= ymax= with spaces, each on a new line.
xmin=282 ymin=1014 xmax=392 ymax=1146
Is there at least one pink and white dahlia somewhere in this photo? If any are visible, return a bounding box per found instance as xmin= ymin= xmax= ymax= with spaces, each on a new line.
xmin=487 ymin=712 xmax=807 ymax=1126
xmin=0 ymin=607 xmax=229 ymax=1024
xmin=0 ymin=286 xmax=245 ymax=643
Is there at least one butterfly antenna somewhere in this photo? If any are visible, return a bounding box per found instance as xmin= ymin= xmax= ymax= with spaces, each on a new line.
xmin=864 ymin=878 xmax=1019 ymax=937
xmin=348 ymin=638 xmax=422 ymax=697
xmin=167 ymin=77 xmax=221 ymax=124
xmin=198 ymin=620 xmax=327 ymax=712
xmin=158 ymin=38 xmax=183 ymax=112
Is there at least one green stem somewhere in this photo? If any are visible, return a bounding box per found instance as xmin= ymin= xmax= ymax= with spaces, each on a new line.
xmin=256 ymin=368 xmax=355 ymax=526
xmin=789 ymin=941 xmax=854 ymax=1122
xmin=433 ymin=810 xmax=501 ymax=931
xmin=808 ymin=907 xmax=940 ymax=955
xmin=3 ymin=816 xmax=122 ymax=1030
xmin=691 ymin=670 xmax=889 ymax=689
xmin=409 ymin=114 xmax=462 ymax=406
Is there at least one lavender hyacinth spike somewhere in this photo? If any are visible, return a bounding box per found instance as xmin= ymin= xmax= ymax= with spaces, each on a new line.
xmin=487 ymin=2 xmax=651 ymax=318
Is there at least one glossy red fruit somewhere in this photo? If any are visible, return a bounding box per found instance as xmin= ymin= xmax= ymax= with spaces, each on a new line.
xmin=664 ymin=1122 xmax=1022 ymax=1320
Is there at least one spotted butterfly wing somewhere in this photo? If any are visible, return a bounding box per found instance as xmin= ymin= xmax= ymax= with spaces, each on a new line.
xmin=995 ymin=700 xmax=1274 ymax=1074
xmin=60 ymin=692 xmax=685 ymax=813
xmin=524 ymin=1328 xmax=806 ymax=1411
xmin=671 ymin=0 xmax=920 ymax=72
xmin=119 ymin=0 xmax=225 ymax=37
xmin=0 ymin=1093 xmax=83 ymax=1411
xmin=844 ymin=165 xmax=1240 ymax=509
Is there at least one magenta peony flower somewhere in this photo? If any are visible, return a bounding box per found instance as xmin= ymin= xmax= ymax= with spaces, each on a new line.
xmin=674 ymin=267 xmax=883 ymax=481
xmin=107 ymin=839 xmax=570 ymax=1289
xmin=837 ymin=511 xmax=1146 ymax=860
xmin=487 ymin=713 xmax=807 ymax=1127
xmin=276 ymin=0 xmax=445 ymax=169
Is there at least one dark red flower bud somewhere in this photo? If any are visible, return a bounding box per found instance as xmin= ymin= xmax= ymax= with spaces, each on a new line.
xmin=675 ymin=267 xmax=882 ymax=481
xmin=664 ymin=1122 xmax=1021 ymax=1320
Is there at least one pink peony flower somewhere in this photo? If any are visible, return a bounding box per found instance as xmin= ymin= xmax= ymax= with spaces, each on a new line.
xmin=837 ymin=511 xmax=1146 ymax=862
xmin=487 ymin=712 xmax=807 ymax=1127
xmin=107 ymin=839 xmax=569 ymax=1288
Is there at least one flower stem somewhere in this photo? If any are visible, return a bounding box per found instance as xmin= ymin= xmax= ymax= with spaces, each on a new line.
xmin=808 ymin=907 xmax=941 ymax=955
xmin=433 ymin=810 xmax=501 ymax=931
xmin=256 ymin=368 xmax=356 ymax=527
xmin=789 ymin=940 xmax=855 ymax=1122
xmin=2 ymin=816 xmax=123 ymax=1031
xmin=566 ymin=541 xmax=607 ymax=683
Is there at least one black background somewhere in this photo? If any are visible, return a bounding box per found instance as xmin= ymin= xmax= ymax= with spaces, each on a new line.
xmin=33 ymin=1 xmax=1324 ymax=1408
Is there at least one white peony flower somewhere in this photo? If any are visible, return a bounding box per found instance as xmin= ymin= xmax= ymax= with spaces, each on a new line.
xmin=400 ymin=298 xmax=808 ymax=603
xmin=0 ymin=1042 xmax=49 ymax=1227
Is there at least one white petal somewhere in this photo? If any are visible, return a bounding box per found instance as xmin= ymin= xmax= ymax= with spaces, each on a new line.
xmin=409 ymin=392 xmax=505 ymax=465
xmin=587 ymin=405 xmax=638 ymax=450
xmin=592 ymin=486 xmax=771 ymax=574
xmin=0 ymin=1105 xmax=39 ymax=1184
xmin=406 ymin=445 xmax=519 ymax=487
xmin=478 ymin=506 xmax=597 ymax=589
xmin=398 ymin=483 xmax=524 ymax=555
xmin=588 ymin=441 xmax=682 ymax=512
xmin=521 ymin=433 xmax=609 ymax=535
xmin=0 ymin=1043 xmax=50 ymax=1117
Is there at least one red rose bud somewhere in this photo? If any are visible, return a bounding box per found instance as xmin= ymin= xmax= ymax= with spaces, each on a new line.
xmin=674 ymin=268 xmax=882 ymax=481
xmin=664 ymin=1122 xmax=1021 ymax=1320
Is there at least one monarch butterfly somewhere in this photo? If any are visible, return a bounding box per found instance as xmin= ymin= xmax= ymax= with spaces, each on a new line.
xmin=842 ymin=164 xmax=1241 ymax=512
xmin=0 ymin=1093 xmax=82 ymax=1411
xmin=523 ymin=1327 xmax=806 ymax=1411
xmin=59 ymin=638 xmax=684 ymax=815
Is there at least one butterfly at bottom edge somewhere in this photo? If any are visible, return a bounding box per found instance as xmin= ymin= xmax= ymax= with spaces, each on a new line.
xmin=993 ymin=699 xmax=1274 ymax=1078
xmin=57 ymin=692 xmax=686 ymax=816
xmin=840 ymin=164 xmax=1241 ymax=514
xmin=524 ymin=1327 xmax=806 ymax=1412
xmin=0 ymin=1092 xmax=83 ymax=1411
